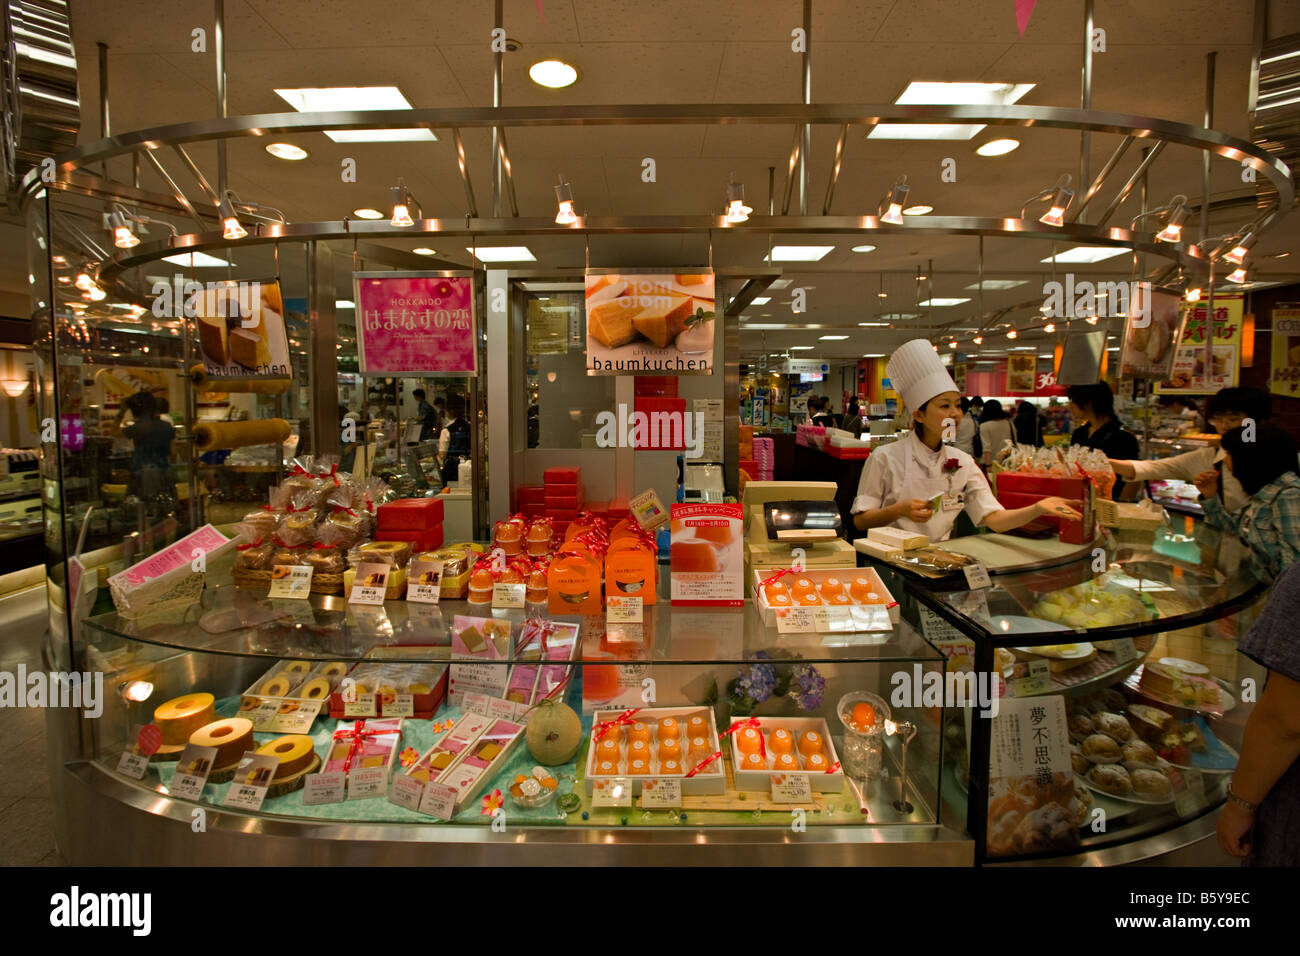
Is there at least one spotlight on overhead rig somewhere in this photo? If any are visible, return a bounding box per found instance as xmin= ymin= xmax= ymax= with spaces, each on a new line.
xmin=879 ymin=176 xmax=909 ymax=225
xmin=1022 ymin=175 xmax=1073 ymax=227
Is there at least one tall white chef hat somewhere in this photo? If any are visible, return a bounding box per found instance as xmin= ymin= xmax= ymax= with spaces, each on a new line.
xmin=886 ymin=339 xmax=959 ymax=412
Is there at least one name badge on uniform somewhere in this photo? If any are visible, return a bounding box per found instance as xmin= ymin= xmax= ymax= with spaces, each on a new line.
xmin=942 ymin=492 xmax=964 ymax=512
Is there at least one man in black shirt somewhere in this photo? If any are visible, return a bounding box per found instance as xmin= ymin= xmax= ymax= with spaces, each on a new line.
xmin=1067 ymin=383 xmax=1140 ymax=498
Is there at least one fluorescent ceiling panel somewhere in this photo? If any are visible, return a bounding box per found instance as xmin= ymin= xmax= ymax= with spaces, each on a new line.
xmin=1039 ymin=246 xmax=1129 ymax=263
xmin=765 ymin=246 xmax=835 ymax=262
xmin=869 ymin=82 xmax=1034 ymax=140
xmin=467 ymin=246 xmax=536 ymax=262
xmin=161 ymin=252 xmax=231 ymax=267
xmin=918 ymin=297 xmax=971 ymax=307
xmin=965 ymin=279 xmax=1029 ymax=290
xmin=274 ymin=87 xmax=437 ymax=142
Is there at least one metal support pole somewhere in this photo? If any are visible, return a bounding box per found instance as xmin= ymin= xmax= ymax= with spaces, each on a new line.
xmin=1202 ymin=51 xmax=1216 ymax=402
xmin=214 ymin=0 xmax=227 ymax=202
xmin=798 ymin=0 xmax=812 ymax=216
xmin=822 ymin=123 xmax=848 ymax=215
xmin=781 ymin=126 xmax=801 ymax=216
xmin=97 ymin=42 xmax=110 ymax=181
xmin=1139 ymin=147 xmax=1150 ymax=459
xmin=308 ymin=242 xmax=339 ymax=458
xmin=1094 ymin=141 xmax=1166 ymax=226
xmin=452 ymin=128 xmax=479 ymax=218
xmin=491 ymin=0 xmax=504 ymax=218
xmin=1069 ymin=135 xmax=1132 ymax=222
xmin=1079 ymin=0 xmax=1094 ymax=216
xmin=768 ymin=166 xmax=775 ymax=216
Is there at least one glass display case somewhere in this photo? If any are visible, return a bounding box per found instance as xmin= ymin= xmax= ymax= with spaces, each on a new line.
xmin=873 ymin=520 xmax=1269 ymax=864
xmin=67 ymin=576 xmax=964 ymax=865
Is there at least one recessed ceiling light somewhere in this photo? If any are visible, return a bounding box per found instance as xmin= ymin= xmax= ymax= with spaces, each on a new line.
xmin=918 ymin=297 xmax=970 ymax=307
xmin=265 ymin=142 xmax=308 ymax=160
xmin=976 ymin=138 xmax=1020 ymax=156
xmin=768 ymin=278 xmax=793 ymax=290
xmin=965 ymin=279 xmax=1029 ymax=290
xmin=335 ymin=300 xmax=355 ymax=309
xmin=902 ymin=205 xmax=933 ymax=216
xmin=750 ymin=296 xmax=771 ymax=305
xmin=858 ymin=322 xmax=889 ymax=327
xmin=412 ymin=247 xmax=437 ymax=256
xmin=789 ymin=345 xmax=814 ymax=350
xmin=819 ymin=335 xmax=849 ymax=340
xmin=353 ymin=208 xmax=384 ymax=219
xmin=765 ymin=245 xmax=835 ymax=262
xmin=161 ymin=252 xmax=231 ymax=267
xmin=851 ymin=244 xmax=877 ymax=253
xmin=869 ymin=82 xmax=1035 ymax=140
xmin=529 ymin=59 xmax=579 ymax=89
xmin=466 ymin=246 xmax=536 ymax=262
xmin=1040 ymin=246 xmax=1128 ymax=263
xmin=274 ymin=87 xmax=437 ymax=142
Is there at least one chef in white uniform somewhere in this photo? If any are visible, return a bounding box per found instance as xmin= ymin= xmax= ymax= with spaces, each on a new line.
xmin=851 ymin=339 xmax=1082 ymax=541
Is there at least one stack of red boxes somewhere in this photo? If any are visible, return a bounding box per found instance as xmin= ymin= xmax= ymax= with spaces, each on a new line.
xmin=632 ymin=377 xmax=686 ymax=450
xmin=994 ymin=472 xmax=1095 ymax=545
xmin=544 ymin=467 xmax=583 ymax=540
xmin=375 ymin=497 xmax=445 ymax=552
xmin=517 ymin=484 xmax=546 ymax=519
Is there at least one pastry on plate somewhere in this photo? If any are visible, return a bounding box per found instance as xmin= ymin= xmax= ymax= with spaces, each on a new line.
xmin=1081 ymin=733 xmax=1122 ymax=763
xmin=1122 ymin=740 xmax=1158 ymax=766
xmin=1128 ymin=703 xmax=1174 ymax=742
xmin=1099 ymin=688 xmax=1127 ymax=712
xmin=1131 ymin=767 xmax=1173 ymax=799
xmin=1067 ymin=713 xmax=1095 ymax=742
xmin=1088 ymin=763 xmax=1134 ymax=797
xmin=1072 ymin=781 xmax=1093 ymax=825
xmin=1070 ymin=744 xmax=1091 ymax=776
xmin=1094 ymin=712 xmax=1134 ymax=743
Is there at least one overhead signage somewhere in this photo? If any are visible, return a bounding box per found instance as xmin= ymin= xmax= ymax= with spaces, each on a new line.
xmin=353 ymin=272 xmax=477 ymax=376
xmin=785 ymin=358 xmax=828 ymax=376
xmin=585 ymin=270 xmax=715 ymax=375
xmin=189 ymin=278 xmax=292 ymax=385
xmin=1155 ymin=295 xmax=1243 ymax=395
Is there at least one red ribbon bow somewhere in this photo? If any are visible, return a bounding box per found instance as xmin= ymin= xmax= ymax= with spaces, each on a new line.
xmin=685 ymin=750 xmax=723 ymax=777
xmin=331 ymin=720 xmax=386 ymax=774
xmin=758 ymin=567 xmax=795 ymax=588
xmin=319 ymin=463 xmax=340 ymax=486
xmin=289 ymin=464 xmax=311 ymax=477
xmin=592 ymin=707 xmax=641 ymax=742
xmin=312 ymin=542 xmax=336 ymax=551
xmin=722 ymin=717 xmax=766 ymax=759
xmin=236 ymin=538 xmax=264 ymax=551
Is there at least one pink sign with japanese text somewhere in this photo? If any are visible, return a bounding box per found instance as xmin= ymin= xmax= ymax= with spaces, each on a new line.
xmin=353 ymin=272 xmax=477 ymax=375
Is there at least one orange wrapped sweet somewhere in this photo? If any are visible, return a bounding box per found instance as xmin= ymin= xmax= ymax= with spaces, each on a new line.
xmin=597 ymin=737 xmax=621 ymax=760
xmin=769 ymin=728 xmax=794 ymax=754
xmin=658 ymin=737 xmax=681 ymax=761
xmin=741 ymin=752 xmax=766 ymax=771
xmin=804 ymin=752 xmax=829 ymax=772
xmin=497 ymin=565 xmax=524 ymax=586
xmin=660 ymin=758 xmax=682 ymax=775
xmin=628 ymin=722 xmax=651 ymax=744
xmin=736 ymin=727 xmax=763 ymax=755
xmin=526 ymin=518 xmax=554 ymax=556
xmin=494 ymin=518 xmax=523 ymax=556
xmin=798 ymin=730 xmax=823 ymax=756
xmin=671 ymin=538 xmax=719 ymax=572
xmin=526 ymin=563 xmax=549 ymax=604
xmin=687 ymin=736 xmax=711 ymax=761
xmin=790 ymin=578 xmax=821 ymax=606
xmin=849 ymin=702 xmax=876 ymax=732
xmin=763 ymin=582 xmax=792 ymax=607
xmin=627 ymin=757 xmax=650 ymax=775
xmin=627 ymin=738 xmax=652 ymax=764
xmin=775 ymin=753 xmax=799 ymax=771
xmin=595 ymin=759 xmax=619 ymax=776
xmin=848 ymin=575 xmax=883 ymax=603
xmin=685 ymin=715 xmax=709 ymax=740
xmin=467 ymin=567 xmax=495 ymax=605
xmin=658 ymin=717 xmax=679 ymax=740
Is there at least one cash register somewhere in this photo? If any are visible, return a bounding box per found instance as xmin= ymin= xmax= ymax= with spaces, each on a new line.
xmin=742 ymin=480 xmax=857 ymax=595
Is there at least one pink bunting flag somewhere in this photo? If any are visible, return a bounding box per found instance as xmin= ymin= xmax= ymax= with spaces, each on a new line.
xmin=1015 ymin=0 xmax=1037 ymax=36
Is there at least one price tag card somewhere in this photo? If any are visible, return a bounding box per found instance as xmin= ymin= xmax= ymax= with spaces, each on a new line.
xmin=343 ymin=692 xmax=378 ymax=718
xmin=492 ymin=582 xmax=526 ymax=609
xmin=770 ymin=773 xmax=813 ymax=803
xmin=222 ymin=753 xmax=279 ymax=811
xmin=346 ymin=766 xmax=388 ymax=800
xmin=349 ymin=562 xmax=390 ymax=605
xmin=591 ymin=778 xmax=635 ymax=807
xmin=117 ymin=751 xmax=150 ymax=779
xmin=639 ymin=778 xmax=682 ymax=808
xmin=776 ymin=607 xmax=815 ymax=634
xmin=249 ymin=699 xmax=282 ymax=732
xmin=407 ymin=559 xmax=444 ymax=603
xmin=387 ymin=773 xmax=426 ymax=811
xmin=629 ymin=489 xmax=669 ymax=531
xmin=418 ymin=781 xmax=459 ymax=820
xmin=460 ymin=691 xmax=491 ymax=715
xmin=1110 ymin=638 xmax=1137 ymax=664
xmin=268 ymin=564 xmax=313 ymax=599
xmin=169 ymin=744 xmax=219 ymax=801
xmin=606 ymin=595 xmax=644 ymax=623
xmin=271 ymin=700 xmax=323 ymax=733
xmin=810 ymin=606 xmax=833 ymax=632
xmin=963 ymin=562 xmax=992 ymax=590
xmin=384 ymin=693 xmax=415 ymax=718
xmin=487 ymin=697 xmax=518 ymax=721
xmin=302 ymin=771 xmax=347 ymax=806
xmin=1013 ymin=658 xmax=1052 ymax=697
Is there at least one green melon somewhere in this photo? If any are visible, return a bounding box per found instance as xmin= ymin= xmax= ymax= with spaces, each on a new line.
xmin=525 ymin=698 xmax=583 ymax=766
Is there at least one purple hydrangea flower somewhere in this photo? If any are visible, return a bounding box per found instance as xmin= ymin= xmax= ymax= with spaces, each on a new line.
xmin=786 ymin=663 xmax=825 ymax=711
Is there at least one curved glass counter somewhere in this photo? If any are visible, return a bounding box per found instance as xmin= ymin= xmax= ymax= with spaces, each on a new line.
xmin=864 ymin=520 xmax=1270 ymax=864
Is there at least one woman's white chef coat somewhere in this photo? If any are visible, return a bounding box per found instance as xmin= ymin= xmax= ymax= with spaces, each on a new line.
xmin=851 ymin=431 xmax=1004 ymax=541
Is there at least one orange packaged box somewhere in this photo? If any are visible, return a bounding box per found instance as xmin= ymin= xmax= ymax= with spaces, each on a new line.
xmin=605 ymin=535 xmax=658 ymax=605
xmin=753 ymin=566 xmax=899 ymax=631
xmin=547 ymin=549 xmax=603 ymax=614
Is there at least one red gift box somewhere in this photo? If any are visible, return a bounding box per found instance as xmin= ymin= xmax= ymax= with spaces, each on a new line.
xmin=545 ymin=489 xmax=585 ymax=510
xmin=517 ymin=484 xmax=545 ymax=506
xmin=994 ymin=474 xmax=1095 ymax=545
xmin=376 ymin=526 xmax=445 ymax=552
xmin=547 ymin=507 xmax=580 ymax=520
xmin=377 ymin=497 xmax=444 ymax=531
xmin=544 ymin=466 xmax=581 ymax=484
xmin=634 ymin=376 xmax=678 ymax=397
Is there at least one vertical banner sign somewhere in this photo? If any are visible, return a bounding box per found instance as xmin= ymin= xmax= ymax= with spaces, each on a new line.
xmin=585 ymin=270 xmax=715 ymax=375
xmin=192 ymin=278 xmax=292 ymax=385
xmin=353 ymin=272 xmax=477 ymax=375
xmin=1119 ymin=286 xmax=1180 ymax=379
xmin=1269 ymin=306 xmax=1300 ymax=397
xmin=1156 ymin=295 xmax=1243 ymax=394
xmin=1005 ymin=355 xmax=1037 ymax=393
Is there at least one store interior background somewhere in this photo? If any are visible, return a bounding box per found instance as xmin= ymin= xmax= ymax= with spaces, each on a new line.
xmin=2 ymin=0 xmax=1299 ymax=864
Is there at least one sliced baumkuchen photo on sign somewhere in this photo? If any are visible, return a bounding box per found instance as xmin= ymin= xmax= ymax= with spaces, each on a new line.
xmin=192 ymin=278 xmax=292 ymax=386
xmin=585 ymin=270 xmax=715 ymax=375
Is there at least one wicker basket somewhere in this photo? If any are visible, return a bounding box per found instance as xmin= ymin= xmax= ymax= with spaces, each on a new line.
xmin=232 ymin=567 xmax=275 ymax=589
xmin=1095 ymin=497 xmax=1165 ymax=531
xmin=311 ymin=572 xmax=345 ymax=595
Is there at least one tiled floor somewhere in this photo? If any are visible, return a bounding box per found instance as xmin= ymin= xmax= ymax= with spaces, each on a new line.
xmin=0 ymin=585 xmax=67 ymax=866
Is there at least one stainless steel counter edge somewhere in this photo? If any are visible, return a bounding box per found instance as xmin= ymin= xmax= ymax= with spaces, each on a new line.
xmin=991 ymin=810 xmax=1222 ymax=867
xmin=55 ymin=759 xmax=974 ymax=866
